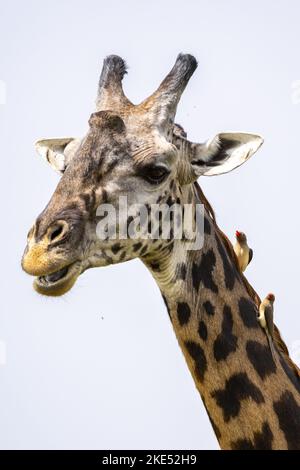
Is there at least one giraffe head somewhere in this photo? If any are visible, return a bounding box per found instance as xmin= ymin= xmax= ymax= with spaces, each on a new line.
xmin=22 ymin=54 xmax=263 ymax=296
xmin=236 ymin=230 xmax=247 ymax=243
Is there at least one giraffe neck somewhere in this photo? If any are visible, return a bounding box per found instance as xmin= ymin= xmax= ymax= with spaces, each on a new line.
xmin=143 ymin=186 xmax=300 ymax=450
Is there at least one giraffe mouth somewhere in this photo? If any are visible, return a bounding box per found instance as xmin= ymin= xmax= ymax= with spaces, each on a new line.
xmin=34 ymin=261 xmax=82 ymax=296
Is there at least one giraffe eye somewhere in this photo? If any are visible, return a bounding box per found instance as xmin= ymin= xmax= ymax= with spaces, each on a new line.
xmin=141 ymin=165 xmax=170 ymax=185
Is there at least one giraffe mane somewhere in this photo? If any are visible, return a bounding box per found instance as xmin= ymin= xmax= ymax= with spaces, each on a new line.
xmin=194 ymin=181 xmax=300 ymax=380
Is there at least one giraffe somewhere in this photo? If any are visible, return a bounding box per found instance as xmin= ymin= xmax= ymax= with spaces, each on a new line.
xmin=22 ymin=54 xmax=300 ymax=449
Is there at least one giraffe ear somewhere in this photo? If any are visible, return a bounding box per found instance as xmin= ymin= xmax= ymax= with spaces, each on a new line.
xmin=190 ymin=132 xmax=263 ymax=177
xmin=35 ymin=138 xmax=81 ymax=174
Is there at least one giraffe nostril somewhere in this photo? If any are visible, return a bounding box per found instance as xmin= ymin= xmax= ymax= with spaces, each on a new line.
xmin=48 ymin=222 xmax=67 ymax=242
xmin=27 ymin=226 xmax=34 ymax=240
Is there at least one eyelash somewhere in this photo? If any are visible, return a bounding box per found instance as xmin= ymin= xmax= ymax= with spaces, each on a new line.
xmin=140 ymin=166 xmax=170 ymax=185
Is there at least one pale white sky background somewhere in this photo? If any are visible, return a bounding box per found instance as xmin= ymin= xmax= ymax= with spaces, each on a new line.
xmin=1 ymin=0 xmax=300 ymax=450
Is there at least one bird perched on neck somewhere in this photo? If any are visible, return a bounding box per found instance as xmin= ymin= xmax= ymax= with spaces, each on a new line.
xmin=234 ymin=230 xmax=253 ymax=272
xmin=258 ymin=293 xmax=276 ymax=360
